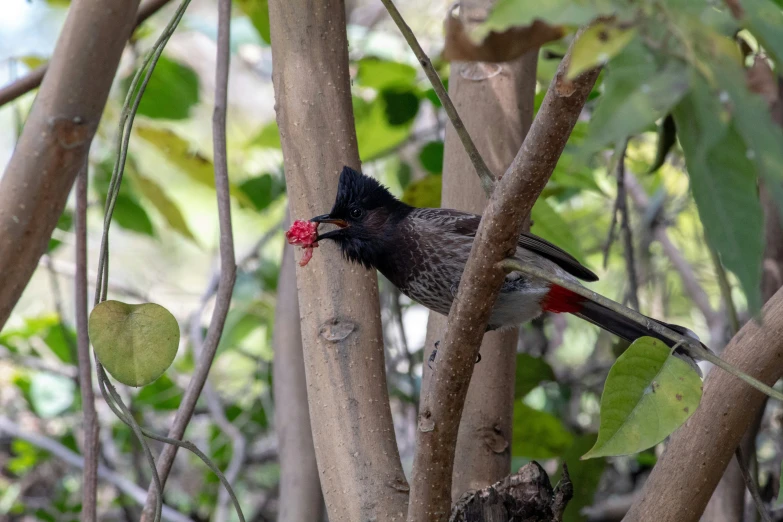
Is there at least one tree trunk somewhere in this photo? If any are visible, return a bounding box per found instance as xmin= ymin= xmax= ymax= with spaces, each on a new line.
xmin=0 ymin=0 xmax=142 ymax=329
xmin=422 ymin=0 xmax=538 ymax=501
xmin=274 ymin=238 xmax=325 ymax=522
xmin=268 ymin=0 xmax=409 ymax=519
xmin=624 ymin=287 xmax=783 ymax=522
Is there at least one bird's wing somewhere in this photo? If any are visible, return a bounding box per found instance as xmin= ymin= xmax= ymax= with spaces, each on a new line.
xmin=414 ymin=208 xmax=598 ymax=282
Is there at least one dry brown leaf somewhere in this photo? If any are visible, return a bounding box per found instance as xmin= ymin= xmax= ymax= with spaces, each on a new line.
xmin=747 ymin=55 xmax=778 ymax=108
xmin=442 ymin=13 xmax=565 ymax=63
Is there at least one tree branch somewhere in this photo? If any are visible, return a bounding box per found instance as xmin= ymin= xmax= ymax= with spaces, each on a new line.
xmin=74 ymin=162 xmax=99 ymax=522
xmin=424 ymin=0 xmax=538 ymax=500
xmin=0 ymin=0 xmax=142 ymax=331
xmin=378 ymin=0 xmax=496 ymax=197
xmin=0 ymin=0 xmax=174 ymax=108
xmin=408 ymin=37 xmax=600 ymax=519
xmin=139 ymin=1 xmax=237 ymax=517
xmin=624 ymin=286 xmax=783 ymax=521
xmin=0 ymin=416 xmax=193 ymax=522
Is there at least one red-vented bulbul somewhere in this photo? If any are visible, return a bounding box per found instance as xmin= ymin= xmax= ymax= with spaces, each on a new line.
xmin=312 ymin=166 xmax=702 ymax=352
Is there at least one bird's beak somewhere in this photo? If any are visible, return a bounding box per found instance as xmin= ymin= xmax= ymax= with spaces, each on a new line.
xmin=311 ymin=214 xmax=348 ymax=241
xmin=311 ymin=214 xmax=348 ymax=228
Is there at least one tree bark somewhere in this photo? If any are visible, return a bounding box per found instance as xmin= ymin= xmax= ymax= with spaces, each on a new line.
xmin=268 ymin=0 xmax=409 ymax=519
xmin=274 ymin=239 xmax=325 ymax=522
xmin=0 ymin=0 xmax=142 ymax=330
xmin=624 ymin=286 xmax=783 ymax=522
xmin=408 ymin=39 xmax=599 ymax=519
xmin=422 ymin=0 xmax=538 ymax=501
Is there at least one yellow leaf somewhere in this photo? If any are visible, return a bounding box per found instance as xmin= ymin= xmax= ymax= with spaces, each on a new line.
xmin=568 ymin=22 xmax=636 ymax=79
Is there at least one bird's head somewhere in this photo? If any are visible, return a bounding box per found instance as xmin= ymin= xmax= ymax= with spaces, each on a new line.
xmin=311 ymin=166 xmax=411 ymax=268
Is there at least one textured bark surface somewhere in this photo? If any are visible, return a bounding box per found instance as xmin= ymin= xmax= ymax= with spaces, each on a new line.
xmin=423 ymin=0 xmax=538 ymax=501
xmin=624 ymin=287 xmax=783 ymax=522
xmin=0 ymin=0 xmax=142 ymax=330
xmin=274 ymin=240 xmax=325 ymax=522
xmin=408 ymin=38 xmax=599 ymax=519
xmin=268 ymin=0 xmax=408 ymax=519
xmin=450 ymin=462 xmax=572 ymax=522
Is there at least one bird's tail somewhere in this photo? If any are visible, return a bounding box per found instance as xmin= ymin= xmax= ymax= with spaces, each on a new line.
xmin=575 ymin=298 xmax=702 ymax=349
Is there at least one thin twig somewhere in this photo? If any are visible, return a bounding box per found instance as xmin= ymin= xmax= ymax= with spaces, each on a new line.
xmin=0 ymin=0 xmax=175 ymax=108
xmin=500 ymin=258 xmax=783 ymax=402
xmin=74 ymin=162 xmax=99 ymax=522
xmin=616 ymin=141 xmax=640 ymax=310
xmin=140 ymin=0 xmax=238 ymax=517
xmin=0 ymin=345 xmax=78 ymax=378
xmin=189 ymin=302 xmax=247 ymax=522
xmin=96 ymin=366 xmax=246 ymax=522
xmin=0 ymin=416 xmax=193 ymax=522
xmin=378 ymin=0 xmax=495 ymax=197
xmin=624 ymin=172 xmax=722 ymax=330
xmin=736 ymin=447 xmax=772 ymax=522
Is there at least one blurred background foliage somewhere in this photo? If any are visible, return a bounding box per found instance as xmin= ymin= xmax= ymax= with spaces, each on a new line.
xmin=1 ymin=0 xmax=782 ymax=520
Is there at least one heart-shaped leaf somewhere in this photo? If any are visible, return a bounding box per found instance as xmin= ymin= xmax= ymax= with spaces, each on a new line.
xmin=88 ymin=301 xmax=180 ymax=387
xmin=582 ymin=337 xmax=702 ymax=459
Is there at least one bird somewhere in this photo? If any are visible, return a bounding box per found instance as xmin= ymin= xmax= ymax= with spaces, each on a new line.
xmin=311 ymin=166 xmax=702 ymax=361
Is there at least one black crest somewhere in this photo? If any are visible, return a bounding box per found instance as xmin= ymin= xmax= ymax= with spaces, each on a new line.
xmin=331 ymin=166 xmax=401 ymax=214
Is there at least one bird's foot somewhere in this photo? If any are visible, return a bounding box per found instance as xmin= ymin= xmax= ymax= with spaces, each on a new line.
xmin=427 ymin=340 xmax=481 ymax=370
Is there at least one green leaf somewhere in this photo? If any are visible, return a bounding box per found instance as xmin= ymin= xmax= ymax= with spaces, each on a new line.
xmin=94 ymin=159 xmax=155 ymax=237
xmin=515 ymin=353 xmax=556 ymax=398
xmin=113 ymin=193 xmax=155 ymax=236
xmin=48 ymin=210 xmax=73 ymax=252
xmin=647 ymin=114 xmax=677 ymax=174
xmin=568 ymin=22 xmax=636 ymax=79
xmin=135 ymin=374 xmax=182 ymax=410
xmin=235 ymin=0 xmax=271 ymax=44
xmin=530 ymin=198 xmax=584 ymax=262
xmin=381 ymin=88 xmax=420 ymax=126
xmin=30 ymin=373 xmax=75 ymax=418
xmin=424 ymin=80 xmax=448 ymax=107
xmin=582 ymin=337 xmax=702 ymax=459
xmin=89 ymin=301 xmax=180 ymax=387
xmin=480 ymin=0 xmax=617 ymax=38
xmin=130 ymin=171 xmax=196 ymax=241
xmin=43 ymin=325 xmax=75 ymax=364
xmin=239 ymin=173 xmax=286 ymax=211
xmin=249 ymin=121 xmax=281 ymax=149
xmin=513 ymin=402 xmax=574 ymax=459
xmin=123 ymin=56 xmax=199 ymax=120
xmin=8 ymin=439 xmax=48 ymax=476
xmin=401 ymin=175 xmax=442 ymax=208
xmin=582 ymin=50 xmax=690 ymax=156
xmin=357 ymin=57 xmax=417 ymax=90
xmin=355 ymin=96 xmax=414 ymax=161
xmin=673 ymin=79 xmax=765 ymax=313
xmin=136 ymin=126 xmax=253 ymax=206
xmin=418 ymin=141 xmax=444 ymax=174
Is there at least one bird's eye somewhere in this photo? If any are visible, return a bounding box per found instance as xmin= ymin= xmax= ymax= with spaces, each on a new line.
xmin=349 ymin=207 xmax=363 ymax=219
